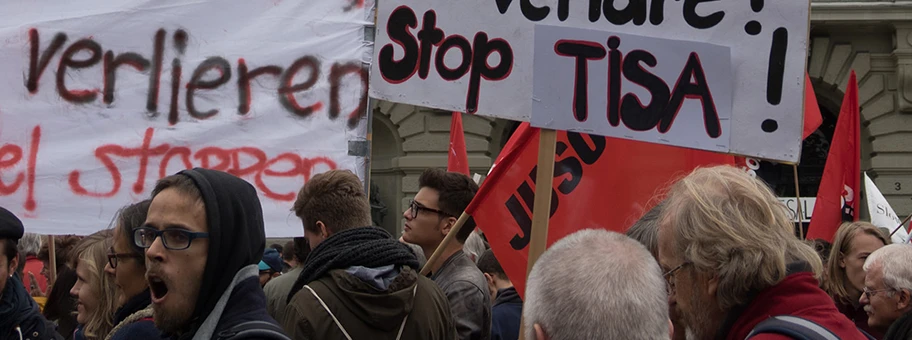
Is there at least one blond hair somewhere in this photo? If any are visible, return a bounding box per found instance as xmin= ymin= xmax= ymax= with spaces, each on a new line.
xmin=69 ymin=230 xmax=118 ymax=340
xmin=661 ymin=165 xmax=822 ymax=310
xmin=823 ymin=221 xmax=890 ymax=305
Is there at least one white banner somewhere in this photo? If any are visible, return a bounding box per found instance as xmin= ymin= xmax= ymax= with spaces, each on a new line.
xmin=865 ymin=172 xmax=909 ymax=243
xmin=370 ymin=0 xmax=810 ymax=162
xmin=0 ymin=0 xmax=373 ymax=237
xmin=531 ymin=25 xmax=733 ymax=153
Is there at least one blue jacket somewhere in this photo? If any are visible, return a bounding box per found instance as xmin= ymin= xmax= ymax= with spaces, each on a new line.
xmin=491 ymin=287 xmax=522 ymax=340
xmin=106 ymin=289 xmax=157 ymax=340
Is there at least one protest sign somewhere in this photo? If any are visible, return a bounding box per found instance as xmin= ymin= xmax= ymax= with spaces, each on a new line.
xmin=0 ymin=0 xmax=373 ymax=236
xmin=531 ymin=25 xmax=733 ymax=153
xmin=370 ymin=0 xmax=811 ymax=162
xmin=865 ymin=172 xmax=909 ymax=243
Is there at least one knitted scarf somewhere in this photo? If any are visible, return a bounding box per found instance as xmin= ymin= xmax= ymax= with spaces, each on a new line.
xmin=287 ymin=227 xmax=419 ymax=303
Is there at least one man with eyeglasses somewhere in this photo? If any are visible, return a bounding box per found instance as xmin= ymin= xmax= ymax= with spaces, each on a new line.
xmin=135 ymin=168 xmax=288 ymax=339
xmin=860 ymin=244 xmax=912 ymax=339
xmin=401 ymin=168 xmax=491 ymax=340
xmin=657 ymin=166 xmax=867 ymax=339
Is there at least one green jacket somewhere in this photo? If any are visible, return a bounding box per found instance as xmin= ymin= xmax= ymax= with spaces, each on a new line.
xmin=282 ymin=266 xmax=456 ymax=340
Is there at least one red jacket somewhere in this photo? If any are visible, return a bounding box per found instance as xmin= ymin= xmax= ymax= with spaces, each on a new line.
xmin=724 ymin=270 xmax=868 ymax=340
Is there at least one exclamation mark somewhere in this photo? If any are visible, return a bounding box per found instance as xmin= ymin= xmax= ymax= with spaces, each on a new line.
xmin=766 ymin=28 xmax=788 ymax=105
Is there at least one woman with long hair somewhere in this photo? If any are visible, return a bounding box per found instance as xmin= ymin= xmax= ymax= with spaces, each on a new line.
xmin=39 ymin=236 xmax=82 ymax=340
xmin=103 ymin=200 xmax=158 ymax=340
xmin=69 ymin=230 xmax=118 ymax=340
xmin=822 ymin=221 xmax=891 ymax=338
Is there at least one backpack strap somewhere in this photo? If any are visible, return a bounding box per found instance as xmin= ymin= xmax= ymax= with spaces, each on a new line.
xmin=216 ymin=320 xmax=291 ymax=340
xmin=746 ymin=316 xmax=839 ymax=340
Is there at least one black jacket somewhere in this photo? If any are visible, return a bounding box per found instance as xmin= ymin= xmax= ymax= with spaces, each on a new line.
xmin=0 ymin=273 xmax=62 ymax=340
xmin=165 ymin=168 xmax=284 ymax=339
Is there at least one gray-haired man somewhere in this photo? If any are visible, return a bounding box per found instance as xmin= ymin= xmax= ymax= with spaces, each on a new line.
xmin=523 ymin=229 xmax=670 ymax=340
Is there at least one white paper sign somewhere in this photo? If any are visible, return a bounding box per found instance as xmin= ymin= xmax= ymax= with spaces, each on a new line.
xmin=0 ymin=0 xmax=372 ymax=237
xmin=777 ymin=197 xmax=816 ymax=223
xmin=531 ymin=25 xmax=732 ymax=152
xmin=865 ymin=172 xmax=909 ymax=243
xmin=370 ymin=0 xmax=810 ymax=162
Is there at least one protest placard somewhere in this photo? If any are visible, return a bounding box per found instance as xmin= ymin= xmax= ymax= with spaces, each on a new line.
xmin=531 ymin=25 xmax=733 ymax=153
xmin=0 ymin=0 xmax=373 ymax=236
xmin=370 ymin=0 xmax=811 ymax=162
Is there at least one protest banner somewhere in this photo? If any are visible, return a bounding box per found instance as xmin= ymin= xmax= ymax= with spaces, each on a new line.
xmin=371 ymin=0 xmax=812 ymax=163
xmin=0 ymin=0 xmax=373 ymax=236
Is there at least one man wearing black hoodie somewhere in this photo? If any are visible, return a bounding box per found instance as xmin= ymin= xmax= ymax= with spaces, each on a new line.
xmin=0 ymin=207 xmax=62 ymax=340
xmin=135 ymin=168 xmax=288 ymax=339
xmin=282 ymin=169 xmax=455 ymax=339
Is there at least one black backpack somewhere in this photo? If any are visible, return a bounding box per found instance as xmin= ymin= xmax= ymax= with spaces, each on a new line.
xmin=216 ymin=321 xmax=292 ymax=340
xmin=747 ymin=315 xmax=876 ymax=340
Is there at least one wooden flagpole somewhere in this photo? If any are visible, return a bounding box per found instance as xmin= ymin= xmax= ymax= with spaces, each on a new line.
xmin=793 ymin=165 xmax=805 ymax=240
xmin=890 ymin=213 xmax=912 ymax=238
xmin=48 ymin=235 xmax=57 ymax=285
xmin=517 ymin=128 xmax=558 ymax=340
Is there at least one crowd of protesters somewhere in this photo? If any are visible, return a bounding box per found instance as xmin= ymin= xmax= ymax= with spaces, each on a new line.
xmin=1 ymin=165 xmax=911 ymax=339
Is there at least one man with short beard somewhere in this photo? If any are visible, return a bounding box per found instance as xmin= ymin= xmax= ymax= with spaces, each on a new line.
xmin=136 ymin=168 xmax=288 ymax=339
xmin=657 ymin=166 xmax=867 ymax=339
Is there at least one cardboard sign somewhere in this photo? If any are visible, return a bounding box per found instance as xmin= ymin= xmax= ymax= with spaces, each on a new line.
xmin=531 ymin=25 xmax=733 ymax=153
xmin=0 ymin=1 xmax=373 ymax=236
xmin=370 ymin=0 xmax=811 ymax=162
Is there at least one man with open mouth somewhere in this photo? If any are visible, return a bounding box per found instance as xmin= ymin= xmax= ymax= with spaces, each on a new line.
xmin=135 ymin=168 xmax=289 ymax=339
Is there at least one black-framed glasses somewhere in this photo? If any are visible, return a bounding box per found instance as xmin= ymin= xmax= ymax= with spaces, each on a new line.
xmin=407 ymin=200 xmax=453 ymax=220
xmin=663 ymin=261 xmax=692 ymax=294
xmin=107 ymin=247 xmax=143 ymax=269
xmin=863 ymin=286 xmax=895 ymax=299
xmin=133 ymin=227 xmax=209 ymax=251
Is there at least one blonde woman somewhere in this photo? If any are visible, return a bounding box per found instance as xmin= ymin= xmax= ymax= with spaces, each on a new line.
xmin=69 ymin=230 xmax=118 ymax=340
xmin=822 ymin=221 xmax=891 ymax=338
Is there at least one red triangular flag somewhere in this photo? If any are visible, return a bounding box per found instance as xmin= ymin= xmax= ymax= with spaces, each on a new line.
xmin=806 ymin=71 xmax=861 ymax=242
xmin=804 ymin=73 xmax=823 ymax=139
xmin=468 ymin=123 xmax=733 ymax=297
xmin=447 ymin=112 xmax=470 ymax=176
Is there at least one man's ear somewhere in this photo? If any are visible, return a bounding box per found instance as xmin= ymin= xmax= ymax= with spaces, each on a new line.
xmin=484 ymin=273 xmax=495 ymax=286
xmin=534 ymin=324 xmax=549 ymax=340
xmin=9 ymin=253 xmax=19 ymax=276
xmin=706 ymin=272 xmax=719 ymax=297
xmin=440 ymin=216 xmax=457 ymax=236
xmin=316 ymin=221 xmax=329 ymax=238
xmin=897 ymin=289 xmax=912 ymax=311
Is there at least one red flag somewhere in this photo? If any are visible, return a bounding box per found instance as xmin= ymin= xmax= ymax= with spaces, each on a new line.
xmin=804 ymin=73 xmax=823 ymax=139
xmin=806 ymin=71 xmax=861 ymax=242
xmin=447 ymin=112 xmax=470 ymax=176
xmin=468 ymin=123 xmax=734 ymax=297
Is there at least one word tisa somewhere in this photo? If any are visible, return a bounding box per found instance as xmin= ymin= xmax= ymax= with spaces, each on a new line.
xmin=556 ymin=36 xmax=721 ymax=138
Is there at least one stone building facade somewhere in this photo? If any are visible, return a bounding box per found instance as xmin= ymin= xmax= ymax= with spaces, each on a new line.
xmin=368 ymin=0 xmax=912 ymax=236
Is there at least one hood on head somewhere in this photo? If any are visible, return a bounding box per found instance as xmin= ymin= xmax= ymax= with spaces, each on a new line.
xmin=178 ymin=168 xmax=265 ymax=328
